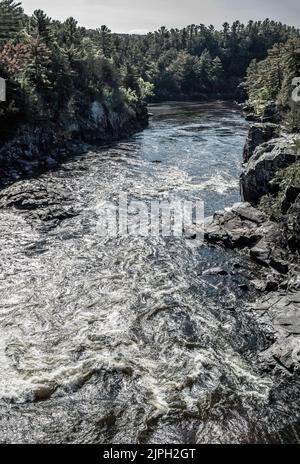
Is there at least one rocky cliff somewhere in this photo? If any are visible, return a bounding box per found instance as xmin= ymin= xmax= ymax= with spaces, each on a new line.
xmin=205 ymin=108 xmax=300 ymax=375
xmin=0 ymin=100 xmax=148 ymax=188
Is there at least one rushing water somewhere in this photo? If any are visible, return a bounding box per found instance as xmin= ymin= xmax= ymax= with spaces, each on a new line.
xmin=0 ymin=101 xmax=298 ymax=444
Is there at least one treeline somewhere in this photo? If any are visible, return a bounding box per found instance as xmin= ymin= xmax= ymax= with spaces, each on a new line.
xmin=0 ymin=1 xmax=153 ymax=139
xmin=113 ymin=21 xmax=299 ymax=100
xmin=0 ymin=0 xmax=300 ymax=135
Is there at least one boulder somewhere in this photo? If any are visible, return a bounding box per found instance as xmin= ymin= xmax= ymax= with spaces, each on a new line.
xmin=243 ymin=123 xmax=280 ymax=162
xmin=0 ymin=178 xmax=77 ymax=228
xmin=241 ymin=136 xmax=299 ymax=205
xmin=205 ymin=202 xmax=268 ymax=249
xmin=205 ymin=202 xmax=290 ymax=274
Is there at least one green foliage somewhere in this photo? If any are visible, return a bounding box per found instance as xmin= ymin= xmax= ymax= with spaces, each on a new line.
xmin=0 ymin=0 xmax=24 ymax=42
xmin=30 ymin=9 xmax=52 ymax=43
xmin=137 ymin=78 xmax=154 ymax=100
xmin=115 ymin=19 xmax=299 ymax=100
xmin=259 ymin=155 xmax=300 ymax=220
xmin=0 ymin=2 xmax=149 ymax=131
xmin=0 ymin=2 xmax=299 ymax=136
xmin=246 ymin=38 xmax=300 ymax=130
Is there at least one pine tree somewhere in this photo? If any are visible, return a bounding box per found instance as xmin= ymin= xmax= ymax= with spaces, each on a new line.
xmin=0 ymin=0 xmax=23 ymax=43
xmin=30 ymin=9 xmax=52 ymax=44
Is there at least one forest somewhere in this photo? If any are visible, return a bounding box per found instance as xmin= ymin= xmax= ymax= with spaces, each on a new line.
xmin=0 ymin=0 xmax=300 ymax=136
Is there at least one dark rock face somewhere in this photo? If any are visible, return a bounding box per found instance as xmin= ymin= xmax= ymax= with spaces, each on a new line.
xmin=0 ymin=178 xmax=77 ymax=229
xmin=261 ymin=101 xmax=284 ymax=124
xmin=241 ymin=136 xmax=299 ymax=205
xmin=243 ymin=123 xmax=280 ymax=162
xmin=281 ymin=186 xmax=300 ymax=214
xmin=286 ymin=194 xmax=300 ymax=253
xmin=205 ymin=202 xmax=288 ymax=273
xmin=249 ymin=283 xmax=300 ymax=373
xmin=0 ymin=101 xmax=148 ymax=187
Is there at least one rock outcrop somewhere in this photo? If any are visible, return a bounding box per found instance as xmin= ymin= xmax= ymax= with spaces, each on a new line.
xmin=0 ymin=178 xmax=77 ymax=229
xmin=205 ymin=202 xmax=288 ymax=272
xmin=241 ymin=135 xmax=299 ymax=204
xmin=204 ymin=114 xmax=300 ymax=375
xmin=0 ymin=100 xmax=148 ymax=188
xmin=205 ymin=200 xmax=300 ymax=373
xmin=243 ymin=123 xmax=280 ymax=162
xmin=249 ymin=281 xmax=300 ymax=373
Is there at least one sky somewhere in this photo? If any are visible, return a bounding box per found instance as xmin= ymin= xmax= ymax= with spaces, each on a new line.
xmin=19 ymin=0 xmax=300 ymax=33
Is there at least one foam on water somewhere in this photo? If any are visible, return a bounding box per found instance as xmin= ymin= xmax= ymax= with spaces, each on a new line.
xmin=0 ymin=101 xmax=297 ymax=443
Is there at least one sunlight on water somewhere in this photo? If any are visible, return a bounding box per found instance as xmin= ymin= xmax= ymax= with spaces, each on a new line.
xmin=0 ymin=101 xmax=297 ymax=444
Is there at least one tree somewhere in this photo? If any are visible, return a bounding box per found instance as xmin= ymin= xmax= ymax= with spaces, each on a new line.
xmin=0 ymin=0 xmax=23 ymax=43
xmin=30 ymin=9 xmax=52 ymax=44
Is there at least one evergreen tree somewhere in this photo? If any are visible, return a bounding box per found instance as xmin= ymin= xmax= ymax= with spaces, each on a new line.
xmin=0 ymin=0 xmax=23 ymax=43
xmin=30 ymin=9 xmax=52 ymax=44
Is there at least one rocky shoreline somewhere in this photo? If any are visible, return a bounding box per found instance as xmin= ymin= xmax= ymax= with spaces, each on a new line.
xmin=205 ymin=105 xmax=300 ymax=375
xmin=0 ymin=100 xmax=149 ymax=189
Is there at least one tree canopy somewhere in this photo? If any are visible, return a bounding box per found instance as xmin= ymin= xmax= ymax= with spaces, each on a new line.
xmin=0 ymin=1 xmax=299 ymax=134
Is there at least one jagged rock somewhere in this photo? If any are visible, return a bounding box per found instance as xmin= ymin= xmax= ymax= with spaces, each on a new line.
xmin=0 ymin=178 xmax=77 ymax=228
xmin=269 ymin=256 xmax=289 ymax=275
xmin=281 ymin=186 xmax=300 ymax=214
xmin=250 ymin=289 xmax=300 ymax=372
xmin=241 ymin=136 xmax=299 ymax=205
xmin=205 ymin=202 xmax=269 ymax=248
xmin=205 ymin=202 xmax=290 ymax=274
xmin=231 ymin=202 xmax=267 ymax=223
xmin=250 ymin=238 xmax=289 ymax=274
xmin=261 ymin=101 xmax=283 ymax=124
xmin=243 ymin=123 xmax=280 ymax=162
xmin=285 ymin=194 xmax=300 ymax=252
xmin=250 ymin=243 xmax=270 ymax=267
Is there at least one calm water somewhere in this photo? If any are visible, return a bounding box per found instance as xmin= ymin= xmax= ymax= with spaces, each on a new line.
xmin=0 ymin=101 xmax=298 ymax=443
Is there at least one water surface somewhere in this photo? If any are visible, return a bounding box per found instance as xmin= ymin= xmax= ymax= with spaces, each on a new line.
xmin=0 ymin=101 xmax=297 ymax=443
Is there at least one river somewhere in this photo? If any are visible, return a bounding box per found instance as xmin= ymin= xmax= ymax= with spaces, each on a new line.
xmin=0 ymin=101 xmax=298 ymax=443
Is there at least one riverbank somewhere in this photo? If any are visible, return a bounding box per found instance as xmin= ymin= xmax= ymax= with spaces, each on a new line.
xmin=205 ymin=105 xmax=300 ymax=374
xmin=0 ymin=100 xmax=149 ymax=189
